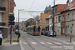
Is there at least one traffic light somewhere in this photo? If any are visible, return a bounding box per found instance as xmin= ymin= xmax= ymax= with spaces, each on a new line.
xmin=8 ymin=22 xmax=15 ymax=25
xmin=8 ymin=15 xmax=15 ymax=25
xmin=9 ymin=15 xmax=15 ymax=21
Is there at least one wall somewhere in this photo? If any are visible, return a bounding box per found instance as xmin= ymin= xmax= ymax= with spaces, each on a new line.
xmin=61 ymin=13 xmax=66 ymax=35
xmin=2 ymin=0 xmax=9 ymax=26
xmin=40 ymin=13 xmax=50 ymax=31
xmin=65 ymin=10 xmax=75 ymax=37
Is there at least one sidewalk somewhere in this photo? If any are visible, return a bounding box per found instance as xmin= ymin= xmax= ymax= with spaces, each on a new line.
xmin=2 ymin=31 xmax=19 ymax=46
xmin=53 ymin=35 xmax=75 ymax=43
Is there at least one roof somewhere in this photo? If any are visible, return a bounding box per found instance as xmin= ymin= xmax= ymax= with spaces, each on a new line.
xmin=61 ymin=3 xmax=75 ymax=13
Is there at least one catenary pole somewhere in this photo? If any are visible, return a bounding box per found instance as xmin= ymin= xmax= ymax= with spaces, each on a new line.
xmin=53 ymin=0 xmax=55 ymax=37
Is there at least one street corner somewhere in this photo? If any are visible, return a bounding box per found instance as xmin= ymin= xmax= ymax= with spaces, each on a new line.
xmin=2 ymin=40 xmax=19 ymax=46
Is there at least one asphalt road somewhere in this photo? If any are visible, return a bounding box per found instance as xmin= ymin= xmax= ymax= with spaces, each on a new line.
xmin=20 ymin=31 xmax=75 ymax=50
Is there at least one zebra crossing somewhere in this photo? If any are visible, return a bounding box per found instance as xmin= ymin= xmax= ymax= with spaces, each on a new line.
xmin=22 ymin=41 xmax=75 ymax=45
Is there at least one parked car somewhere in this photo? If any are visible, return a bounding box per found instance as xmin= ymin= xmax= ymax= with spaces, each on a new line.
xmin=48 ymin=31 xmax=56 ymax=37
xmin=44 ymin=31 xmax=49 ymax=36
xmin=41 ymin=30 xmax=46 ymax=35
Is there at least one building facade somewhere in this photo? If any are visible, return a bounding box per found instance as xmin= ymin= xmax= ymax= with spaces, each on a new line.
xmin=52 ymin=4 xmax=66 ymax=35
xmin=39 ymin=13 xmax=50 ymax=31
xmin=0 ymin=0 xmax=14 ymax=38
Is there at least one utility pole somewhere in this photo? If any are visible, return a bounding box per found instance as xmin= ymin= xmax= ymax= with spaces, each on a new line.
xmin=52 ymin=0 xmax=55 ymax=37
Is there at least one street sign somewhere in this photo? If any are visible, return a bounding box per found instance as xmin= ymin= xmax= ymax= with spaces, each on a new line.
xmin=9 ymin=15 xmax=15 ymax=21
xmin=8 ymin=22 xmax=15 ymax=25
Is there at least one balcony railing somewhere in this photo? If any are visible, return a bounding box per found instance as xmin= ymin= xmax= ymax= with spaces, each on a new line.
xmin=0 ymin=6 xmax=6 ymax=13
xmin=0 ymin=22 xmax=6 ymax=26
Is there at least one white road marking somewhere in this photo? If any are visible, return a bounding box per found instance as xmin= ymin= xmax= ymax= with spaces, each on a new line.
xmin=40 ymin=42 xmax=45 ymax=44
xmin=12 ymin=43 xmax=18 ymax=44
xmin=64 ymin=42 xmax=71 ymax=44
xmin=54 ymin=42 xmax=62 ymax=44
xmin=31 ymin=42 xmax=37 ymax=44
xmin=20 ymin=40 xmax=24 ymax=50
xmin=23 ymin=42 xmax=27 ymax=44
xmin=46 ymin=42 xmax=52 ymax=44
xmin=72 ymin=42 xmax=75 ymax=44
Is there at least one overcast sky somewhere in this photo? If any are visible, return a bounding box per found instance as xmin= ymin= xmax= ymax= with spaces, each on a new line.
xmin=14 ymin=0 xmax=73 ymax=22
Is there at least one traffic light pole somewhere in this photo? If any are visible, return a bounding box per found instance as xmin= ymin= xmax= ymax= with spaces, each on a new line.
xmin=10 ymin=22 xmax=12 ymax=44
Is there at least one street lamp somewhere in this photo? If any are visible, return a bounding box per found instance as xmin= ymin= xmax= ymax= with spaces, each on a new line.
xmin=18 ymin=9 xmax=24 ymax=34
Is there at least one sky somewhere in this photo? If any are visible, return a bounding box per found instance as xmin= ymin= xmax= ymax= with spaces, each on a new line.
xmin=14 ymin=0 xmax=72 ymax=22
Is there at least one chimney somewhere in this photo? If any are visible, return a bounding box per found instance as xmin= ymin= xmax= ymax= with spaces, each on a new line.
xmin=67 ymin=0 xmax=71 ymax=6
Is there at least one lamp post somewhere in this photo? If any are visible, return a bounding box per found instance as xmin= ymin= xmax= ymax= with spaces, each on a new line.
xmin=18 ymin=9 xmax=24 ymax=35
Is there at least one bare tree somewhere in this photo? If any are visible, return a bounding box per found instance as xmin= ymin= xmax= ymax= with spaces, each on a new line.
xmin=34 ymin=15 xmax=39 ymax=20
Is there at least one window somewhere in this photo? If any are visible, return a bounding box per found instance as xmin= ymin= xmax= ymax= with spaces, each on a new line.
xmin=0 ymin=13 xmax=2 ymax=22
xmin=55 ymin=7 xmax=57 ymax=13
xmin=67 ymin=26 xmax=69 ymax=34
xmin=72 ymin=13 xmax=74 ymax=20
xmin=58 ymin=16 xmax=61 ymax=22
xmin=56 ymin=17 xmax=57 ymax=23
xmin=0 ymin=0 xmax=2 ymax=6
xmin=72 ymin=24 xmax=74 ymax=35
xmin=63 ymin=15 xmax=64 ymax=21
xmin=63 ymin=27 xmax=65 ymax=33
xmin=68 ymin=13 xmax=69 ymax=21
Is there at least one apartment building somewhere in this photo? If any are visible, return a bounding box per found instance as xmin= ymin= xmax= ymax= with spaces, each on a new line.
xmin=39 ymin=13 xmax=50 ymax=31
xmin=64 ymin=0 xmax=75 ymax=37
xmin=46 ymin=14 xmax=52 ymax=31
xmin=52 ymin=4 xmax=66 ymax=35
xmin=0 ymin=0 xmax=14 ymax=38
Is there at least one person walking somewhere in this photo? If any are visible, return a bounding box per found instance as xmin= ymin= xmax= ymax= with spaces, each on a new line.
xmin=15 ymin=29 xmax=21 ymax=42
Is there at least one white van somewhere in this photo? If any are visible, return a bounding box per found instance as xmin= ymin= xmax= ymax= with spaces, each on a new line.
xmin=48 ymin=31 xmax=56 ymax=37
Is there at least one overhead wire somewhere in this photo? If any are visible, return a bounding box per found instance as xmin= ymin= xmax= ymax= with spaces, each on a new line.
xmin=30 ymin=0 xmax=35 ymax=11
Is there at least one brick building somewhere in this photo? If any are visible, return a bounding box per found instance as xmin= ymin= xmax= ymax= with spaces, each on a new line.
xmin=39 ymin=13 xmax=50 ymax=31
xmin=0 ymin=0 xmax=14 ymax=38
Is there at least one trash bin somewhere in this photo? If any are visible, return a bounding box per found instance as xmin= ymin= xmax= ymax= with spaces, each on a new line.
xmin=0 ymin=38 xmax=2 ymax=45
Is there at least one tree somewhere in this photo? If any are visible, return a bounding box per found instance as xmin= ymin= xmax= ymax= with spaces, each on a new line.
xmin=34 ymin=15 xmax=39 ymax=20
xmin=26 ymin=22 xmax=30 ymax=27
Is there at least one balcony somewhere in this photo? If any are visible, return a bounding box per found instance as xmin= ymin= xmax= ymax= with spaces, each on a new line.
xmin=0 ymin=6 xmax=6 ymax=13
xmin=0 ymin=22 xmax=6 ymax=26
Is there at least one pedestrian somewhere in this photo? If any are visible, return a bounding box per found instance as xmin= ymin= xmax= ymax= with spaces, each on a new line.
xmin=17 ymin=32 xmax=20 ymax=42
xmin=15 ymin=29 xmax=21 ymax=42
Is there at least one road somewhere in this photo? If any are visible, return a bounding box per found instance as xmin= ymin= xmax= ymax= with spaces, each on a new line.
xmin=20 ymin=31 xmax=75 ymax=50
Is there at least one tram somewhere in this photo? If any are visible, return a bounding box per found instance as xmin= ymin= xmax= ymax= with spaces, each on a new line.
xmin=27 ymin=25 xmax=40 ymax=36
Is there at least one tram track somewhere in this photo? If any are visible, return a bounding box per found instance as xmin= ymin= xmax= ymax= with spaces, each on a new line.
xmin=23 ymin=33 xmax=35 ymax=50
xmin=26 ymin=34 xmax=53 ymax=50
